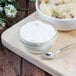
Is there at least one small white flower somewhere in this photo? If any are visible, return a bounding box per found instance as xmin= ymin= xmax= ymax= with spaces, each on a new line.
xmin=8 ymin=0 xmax=15 ymax=2
xmin=0 ymin=6 xmax=3 ymax=12
xmin=8 ymin=0 xmax=12 ymax=2
xmin=4 ymin=4 xmax=17 ymax=18
xmin=0 ymin=21 xmax=6 ymax=30
xmin=2 ymin=22 xmax=6 ymax=27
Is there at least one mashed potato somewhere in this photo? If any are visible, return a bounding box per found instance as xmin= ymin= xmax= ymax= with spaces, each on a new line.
xmin=39 ymin=0 xmax=76 ymax=19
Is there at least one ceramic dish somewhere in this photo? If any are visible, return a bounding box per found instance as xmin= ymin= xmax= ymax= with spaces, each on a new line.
xmin=36 ymin=0 xmax=76 ymax=31
xmin=19 ymin=20 xmax=57 ymax=54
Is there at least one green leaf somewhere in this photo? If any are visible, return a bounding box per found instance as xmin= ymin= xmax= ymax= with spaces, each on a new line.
xmin=0 ymin=12 xmax=4 ymax=18
xmin=29 ymin=0 xmax=35 ymax=2
xmin=0 ymin=0 xmax=6 ymax=4
xmin=0 ymin=18 xmax=5 ymax=26
xmin=0 ymin=18 xmax=7 ymax=22
xmin=7 ymin=0 xmax=19 ymax=9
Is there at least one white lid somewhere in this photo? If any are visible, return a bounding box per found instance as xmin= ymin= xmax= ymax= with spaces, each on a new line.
xmin=19 ymin=20 xmax=56 ymax=44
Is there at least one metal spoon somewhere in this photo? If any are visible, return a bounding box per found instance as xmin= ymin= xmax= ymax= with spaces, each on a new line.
xmin=42 ymin=43 xmax=76 ymax=59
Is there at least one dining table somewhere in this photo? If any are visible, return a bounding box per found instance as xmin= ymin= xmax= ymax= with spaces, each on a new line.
xmin=1 ymin=11 xmax=76 ymax=76
xmin=0 ymin=0 xmax=76 ymax=76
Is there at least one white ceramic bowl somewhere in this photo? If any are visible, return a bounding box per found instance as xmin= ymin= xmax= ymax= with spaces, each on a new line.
xmin=19 ymin=20 xmax=57 ymax=54
xmin=36 ymin=0 xmax=76 ymax=31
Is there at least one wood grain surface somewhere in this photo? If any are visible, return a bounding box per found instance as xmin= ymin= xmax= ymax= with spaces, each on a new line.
xmin=0 ymin=0 xmax=52 ymax=76
xmin=22 ymin=59 xmax=51 ymax=76
xmin=0 ymin=37 xmax=21 ymax=76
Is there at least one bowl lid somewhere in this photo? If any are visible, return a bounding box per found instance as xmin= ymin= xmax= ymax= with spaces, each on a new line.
xmin=19 ymin=20 xmax=56 ymax=44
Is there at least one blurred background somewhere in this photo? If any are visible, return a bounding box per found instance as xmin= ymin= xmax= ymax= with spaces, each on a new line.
xmin=0 ymin=0 xmax=35 ymax=34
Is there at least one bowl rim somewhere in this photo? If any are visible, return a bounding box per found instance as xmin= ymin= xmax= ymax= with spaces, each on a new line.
xmin=35 ymin=0 xmax=76 ymax=21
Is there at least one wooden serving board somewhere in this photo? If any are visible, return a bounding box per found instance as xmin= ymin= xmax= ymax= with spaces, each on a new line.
xmin=1 ymin=12 xmax=76 ymax=76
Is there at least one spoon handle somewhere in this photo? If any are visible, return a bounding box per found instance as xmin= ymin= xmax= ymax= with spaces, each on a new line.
xmin=55 ymin=43 xmax=76 ymax=55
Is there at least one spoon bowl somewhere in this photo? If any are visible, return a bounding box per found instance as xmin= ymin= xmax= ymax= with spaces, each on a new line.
xmin=42 ymin=43 xmax=76 ymax=59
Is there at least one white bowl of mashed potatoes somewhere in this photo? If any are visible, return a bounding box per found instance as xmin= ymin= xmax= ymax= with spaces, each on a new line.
xmin=36 ymin=0 xmax=76 ymax=31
